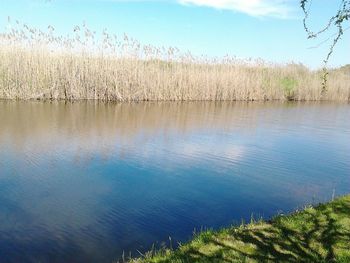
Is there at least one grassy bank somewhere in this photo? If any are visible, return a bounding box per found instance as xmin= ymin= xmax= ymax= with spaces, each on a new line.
xmin=1 ymin=22 xmax=350 ymax=101
xmin=131 ymin=195 xmax=350 ymax=263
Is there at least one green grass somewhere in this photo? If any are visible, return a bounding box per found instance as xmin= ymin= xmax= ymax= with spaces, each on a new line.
xmin=280 ymin=77 xmax=298 ymax=100
xmin=131 ymin=195 xmax=350 ymax=263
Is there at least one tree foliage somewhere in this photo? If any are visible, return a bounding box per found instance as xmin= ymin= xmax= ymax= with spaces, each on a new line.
xmin=300 ymin=0 xmax=349 ymax=93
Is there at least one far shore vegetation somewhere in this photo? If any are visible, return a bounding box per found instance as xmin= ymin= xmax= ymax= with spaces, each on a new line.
xmin=129 ymin=195 xmax=350 ymax=263
xmin=1 ymin=21 xmax=350 ymax=102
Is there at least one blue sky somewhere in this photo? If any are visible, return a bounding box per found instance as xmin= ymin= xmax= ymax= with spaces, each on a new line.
xmin=0 ymin=0 xmax=349 ymax=68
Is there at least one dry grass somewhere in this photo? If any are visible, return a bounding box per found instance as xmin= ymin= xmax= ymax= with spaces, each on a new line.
xmin=0 ymin=21 xmax=349 ymax=101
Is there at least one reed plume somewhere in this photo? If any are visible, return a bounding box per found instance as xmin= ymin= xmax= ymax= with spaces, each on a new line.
xmin=0 ymin=21 xmax=349 ymax=101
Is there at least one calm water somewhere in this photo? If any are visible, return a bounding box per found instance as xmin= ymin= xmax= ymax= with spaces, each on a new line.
xmin=0 ymin=101 xmax=349 ymax=262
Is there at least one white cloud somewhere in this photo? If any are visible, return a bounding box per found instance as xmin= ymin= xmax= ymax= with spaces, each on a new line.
xmin=33 ymin=0 xmax=294 ymax=18
xmin=178 ymin=0 xmax=293 ymax=18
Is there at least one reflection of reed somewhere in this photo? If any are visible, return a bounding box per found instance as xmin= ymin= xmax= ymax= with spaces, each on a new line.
xmin=0 ymin=101 xmax=253 ymax=140
xmin=0 ymin=101 xmax=247 ymax=153
xmin=0 ymin=101 xmax=348 ymax=157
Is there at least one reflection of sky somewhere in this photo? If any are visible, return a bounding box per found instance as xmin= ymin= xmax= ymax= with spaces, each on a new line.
xmin=0 ymin=101 xmax=349 ymax=262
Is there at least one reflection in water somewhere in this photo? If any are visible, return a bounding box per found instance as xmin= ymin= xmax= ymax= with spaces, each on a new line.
xmin=0 ymin=101 xmax=349 ymax=263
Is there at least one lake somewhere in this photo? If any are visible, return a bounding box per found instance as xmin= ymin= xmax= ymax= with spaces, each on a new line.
xmin=0 ymin=101 xmax=349 ymax=263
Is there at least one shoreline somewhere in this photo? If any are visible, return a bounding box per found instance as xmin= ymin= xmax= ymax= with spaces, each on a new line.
xmin=130 ymin=195 xmax=350 ymax=263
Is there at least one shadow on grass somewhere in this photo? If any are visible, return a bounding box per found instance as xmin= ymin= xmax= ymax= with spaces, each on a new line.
xmin=148 ymin=196 xmax=350 ymax=263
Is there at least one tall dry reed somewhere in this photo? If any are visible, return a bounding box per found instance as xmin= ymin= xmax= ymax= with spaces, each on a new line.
xmin=0 ymin=21 xmax=349 ymax=101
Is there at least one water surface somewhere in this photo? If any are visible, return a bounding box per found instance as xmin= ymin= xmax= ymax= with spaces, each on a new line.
xmin=0 ymin=101 xmax=349 ymax=262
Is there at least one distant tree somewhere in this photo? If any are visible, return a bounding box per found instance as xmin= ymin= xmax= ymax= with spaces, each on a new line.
xmin=300 ymin=0 xmax=349 ymax=93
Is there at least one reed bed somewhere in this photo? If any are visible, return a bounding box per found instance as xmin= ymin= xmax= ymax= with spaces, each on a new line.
xmin=0 ymin=21 xmax=349 ymax=101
